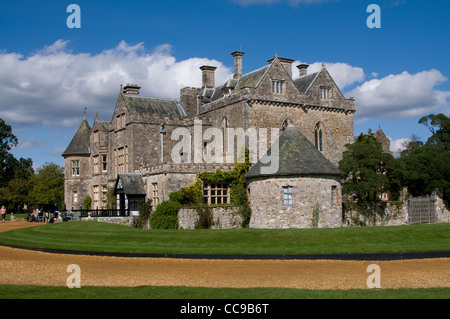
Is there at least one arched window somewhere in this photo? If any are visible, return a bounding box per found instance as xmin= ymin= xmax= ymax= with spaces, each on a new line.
xmin=281 ymin=118 xmax=292 ymax=132
xmin=314 ymin=122 xmax=324 ymax=152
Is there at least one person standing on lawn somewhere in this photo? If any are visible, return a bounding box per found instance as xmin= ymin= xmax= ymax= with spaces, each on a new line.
xmin=0 ymin=206 xmax=6 ymax=222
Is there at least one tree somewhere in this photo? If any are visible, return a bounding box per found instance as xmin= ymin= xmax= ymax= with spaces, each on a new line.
xmin=339 ymin=130 xmax=400 ymax=222
xmin=0 ymin=118 xmax=18 ymax=187
xmin=28 ymin=163 xmax=64 ymax=209
xmin=399 ymin=144 xmax=450 ymax=204
xmin=419 ymin=113 xmax=450 ymax=150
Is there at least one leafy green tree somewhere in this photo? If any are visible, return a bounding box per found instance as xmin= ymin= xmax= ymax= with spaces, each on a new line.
xmin=419 ymin=113 xmax=450 ymax=150
xmin=399 ymin=144 xmax=450 ymax=204
xmin=0 ymin=118 xmax=18 ymax=187
xmin=28 ymin=163 xmax=64 ymax=208
xmin=339 ymin=130 xmax=400 ymax=221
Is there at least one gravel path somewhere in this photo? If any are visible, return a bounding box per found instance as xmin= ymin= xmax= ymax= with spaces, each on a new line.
xmin=1 ymin=221 xmax=449 ymax=289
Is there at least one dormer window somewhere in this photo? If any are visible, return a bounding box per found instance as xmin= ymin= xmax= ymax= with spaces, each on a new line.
xmin=320 ymin=87 xmax=332 ymax=100
xmin=272 ymin=80 xmax=285 ymax=95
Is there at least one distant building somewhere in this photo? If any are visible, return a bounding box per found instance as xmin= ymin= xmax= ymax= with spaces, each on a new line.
xmin=374 ymin=124 xmax=392 ymax=155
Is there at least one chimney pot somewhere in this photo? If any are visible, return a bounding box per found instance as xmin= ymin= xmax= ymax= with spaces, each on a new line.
xmin=123 ymin=83 xmax=141 ymax=95
xmin=296 ymin=64 xmax=309 ymax=77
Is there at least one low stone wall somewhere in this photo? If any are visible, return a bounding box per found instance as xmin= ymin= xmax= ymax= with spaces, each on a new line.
xmin=344 ymin=192 xmax=449 ymax=226
xmin=344 ymin=201 xmax=409 ymax=227
xmin=178 ymin=206 xmax=243 ymax=229
xmin=80 ymin=216 xmax=135 ymax=227
xmin=435 ymin=194 xmax=450 ymax=223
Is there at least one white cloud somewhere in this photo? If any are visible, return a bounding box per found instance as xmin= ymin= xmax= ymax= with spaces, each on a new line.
xmin=292 ymin=60 xmax=365 ymax=90
xmin=389 ymin=137 xmax=410 ymax=158
xmin=346 ymin=70 xmax=450 ymax=122
xmin=14 ymin=137 xmax=46 ymax=151
xmin=0 ymin=40 xmax=233 ymax=129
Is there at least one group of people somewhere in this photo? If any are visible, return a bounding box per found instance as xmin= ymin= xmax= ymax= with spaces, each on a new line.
xmin=27 ymin=208 xmax=43 ymax=222
xmin=0 ymin=205 xmax=74 ymax=223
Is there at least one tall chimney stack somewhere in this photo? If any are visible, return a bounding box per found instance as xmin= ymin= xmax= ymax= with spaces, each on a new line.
xmin=231 ymin=51 xmax=245 ymax=79
xmin=296 ymin=64 xmax=309 ymax=77
xmin=200 ymin=65 xmax=217 ymax=89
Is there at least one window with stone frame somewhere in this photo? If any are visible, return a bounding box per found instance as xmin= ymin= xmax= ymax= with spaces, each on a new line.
xmin=93 ymin=155 xmax=99 ymax=174
xmin=203 ymin=182 xmax=230 ymax=205
xmin=101 ymin=154 xmax=107 ymax=172
xmin=314 ymin=122 xmax=324 ymax=152
xmin=272 ymin=80 xmax=285 ymax=95
xmin=114 ymin=146 xmax=128 ymax=175
xmin=93 ymin=185 xmax=100 ymax=208
xmin=331 ymin=185 xmax=338 ymax=205
xmin=151 ymin=183 xmax=159 ymax=209
xmin=71 ymin=160 xmax=80 ymax=176
xmin=320 ymin=87 xmax=332 ymax=100
xmin=115 ymin=113 xmax=126 ymax=130
xmin=282 ymin=185 xmax=293 ymax=205
xmin=281 ymin=118 xmax=292 ymax=132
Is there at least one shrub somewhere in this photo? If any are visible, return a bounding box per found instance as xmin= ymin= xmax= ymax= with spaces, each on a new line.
xmin=169 ymin=189 xmax=184 ymax=204
xmin=82 ymin=195 xmax=92 ymax=210
xmin=149 ymin=200 xmax=181 ymax=229
xmin=133 ymin=200 xmax=152 ymax=229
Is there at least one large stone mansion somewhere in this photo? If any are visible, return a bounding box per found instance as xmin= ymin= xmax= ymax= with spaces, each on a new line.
xmin=62 ymin=51 xmax=356 ymax=227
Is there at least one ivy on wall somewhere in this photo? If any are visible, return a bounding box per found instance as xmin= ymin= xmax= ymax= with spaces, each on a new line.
xmin=150 ymin=149 xmax=252 ymax=229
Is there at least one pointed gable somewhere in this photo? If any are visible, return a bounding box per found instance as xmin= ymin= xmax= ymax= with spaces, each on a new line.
xmin=113 ymin=173 xmax=146 ymax=195
xmin=245 ymin=125 xmax=342 ymax=179
xmin=62 ymin=119 xmax=91 ymax=157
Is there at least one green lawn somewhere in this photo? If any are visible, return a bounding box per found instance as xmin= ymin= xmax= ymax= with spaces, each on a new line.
xmin=0 ymin=221 xmax=448 ymax=255
xmin=0 ymin=285 xmax=449 ymax=299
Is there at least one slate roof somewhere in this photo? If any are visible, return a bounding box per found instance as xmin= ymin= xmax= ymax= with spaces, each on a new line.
xmin=62 ymin=119 xmax=91 ymax=157
xmin=114 ymin=173 xmax=146 ymax=195
xmin=124 ymin=95 xmax=187 ymax=117
xmin=232 ymin=65 xmax=270 ymax=92
xmin=293 ymin=72 xmax=319 ymax=93
xmin=244 ymin=125 xmax=343 ymax=179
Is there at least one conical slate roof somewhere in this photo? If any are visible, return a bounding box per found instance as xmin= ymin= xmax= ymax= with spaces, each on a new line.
xmin=62 ymin=119 xmax=91 ymax=157
xmin=245 ymin=125 xmax=342 ymax=179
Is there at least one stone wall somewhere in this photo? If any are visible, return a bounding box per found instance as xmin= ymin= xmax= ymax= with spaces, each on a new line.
xmin=178 ymin=206 xmax=243 ymax=229
xmin=344 ymin=192 xmax=450 ymax=226
xmin=248 ymin=176 xmax=342 ymax=229
xmin=64 ymin=155 xmax=91 ymax=210
xmin=80 ymin=216 xmax=136 ymax=227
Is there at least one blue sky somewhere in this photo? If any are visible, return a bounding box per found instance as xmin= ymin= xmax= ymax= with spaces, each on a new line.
xmin=1 ymin=0 xmax=449 ymax=168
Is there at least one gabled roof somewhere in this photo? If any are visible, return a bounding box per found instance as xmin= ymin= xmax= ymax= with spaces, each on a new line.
xmin=293 ymin=72 xmax=319 ymax=93
xmin=232 ymin=65 xmax=270 ymax=92
xmin=123 ymin=95 xmax=187 ymax=117
xmin=245 ymin=125 xmax=342 ymax=179
xmin=114 ymin=173 xmax=146 ymax=195
xmin=62 ymin=119 xmax=91 ymax=157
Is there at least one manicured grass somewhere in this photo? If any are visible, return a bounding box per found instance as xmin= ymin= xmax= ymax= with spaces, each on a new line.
xmin=0 ymin=285 xmax=449 ymax=299
xmin=0 ymin=221 xmax=448 ymax=255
